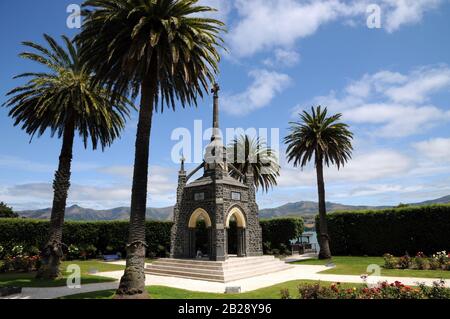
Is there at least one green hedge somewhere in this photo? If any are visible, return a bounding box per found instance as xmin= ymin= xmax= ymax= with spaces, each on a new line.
xmin=0 ymin=217 xmax=304 ymax=258
xmin=260 ymin=218 xmax=304 ymax=254
xmin=318 ymin=205 xmax=450 ymax=256
xmin=0 ymin=219 xmax=172 ymax=258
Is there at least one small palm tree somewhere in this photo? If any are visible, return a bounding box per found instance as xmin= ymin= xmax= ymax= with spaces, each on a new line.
xmin=3 ymin=34 xmax=130 ymax=278
xmin=77 ymin=0 xmax=224 ymax=297
xmin=284 ymin=106 xmax=353 ymax=259
xmin=228 ymin=135 xmax=280 ymax=192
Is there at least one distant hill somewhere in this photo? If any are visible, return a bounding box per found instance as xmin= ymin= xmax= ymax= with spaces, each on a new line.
xmin=410 ymin=195 xmax=450 ymax=206
xmin=19 ymin=205 xmax=174 ymax=221
xmin=259 ymin=195 xmax=450 ymax=219
xmin=17 ymin=195 xmax=450 ymax=221
xmin=259 ymin=201 xmax=389 ymax=219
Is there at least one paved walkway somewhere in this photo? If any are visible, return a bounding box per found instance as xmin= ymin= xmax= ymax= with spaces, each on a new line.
xmin=2 ymin=263 xmax=448 ymax=299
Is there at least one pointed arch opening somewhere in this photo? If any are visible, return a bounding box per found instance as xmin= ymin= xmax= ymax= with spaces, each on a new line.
xmin=187 ymin=208 xmax=212 ymax=259
xmin=225 ymin=206 xmax=247 ymax=257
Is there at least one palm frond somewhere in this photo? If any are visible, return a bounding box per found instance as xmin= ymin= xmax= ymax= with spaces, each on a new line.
xmin=3 ymin=34 xmax=132 ymax=150
xmin=284 ymin=106 xmax=354 ymax=169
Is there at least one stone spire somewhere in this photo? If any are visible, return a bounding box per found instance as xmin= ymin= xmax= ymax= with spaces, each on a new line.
xmin=211 ymin=83 xmax=220 ymax=142
xmin=179 ymin=154 xmax=185 ymax=173
xmin=204 ymin=82 xmax=227 ymax=176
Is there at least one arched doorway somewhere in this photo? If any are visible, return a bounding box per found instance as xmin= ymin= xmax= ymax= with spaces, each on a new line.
xmin=188 ymin=208 xmax=213 ymax=259
xmin=225 ymin=207 xmax=247 ymax=257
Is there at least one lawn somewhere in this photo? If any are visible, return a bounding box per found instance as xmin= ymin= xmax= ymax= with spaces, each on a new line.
xmin=0 ymin=260 xmax=125 ymax=288
xmin=61 ymin=280 xmax=362 ymax=299
xmin=292 ymin=256 xmax=450 ymax=279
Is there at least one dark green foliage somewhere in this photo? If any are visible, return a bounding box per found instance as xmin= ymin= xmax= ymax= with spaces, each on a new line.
xmin=0 ymin=219 xmax=172 ymax=258
xmin=3 ymin=34 xmax=131 ymax=150
xmin=0 ymin=202 xmax=18 ymax=218
xmin=0 ymin=217 xmax=304 ymax=258
xmin=318 ymin=205 xmax=450 ymax=256
xmin=228 ymin=135 xmax=280 ymax=192
xmin=260 ymin=218 xmax=304 ymax=254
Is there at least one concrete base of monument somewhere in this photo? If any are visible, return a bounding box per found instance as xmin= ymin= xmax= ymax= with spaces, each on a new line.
xmin=145 ymin=255 xmax=294 ymax=282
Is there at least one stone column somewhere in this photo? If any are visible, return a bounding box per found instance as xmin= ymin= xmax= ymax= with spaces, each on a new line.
xmin=245 ymin=168 xmax=263 ymax=256
xmin=170 ymin=162 xmax=186 ymax=259
xmin=207 ymin=227 xmax=213 ymax=259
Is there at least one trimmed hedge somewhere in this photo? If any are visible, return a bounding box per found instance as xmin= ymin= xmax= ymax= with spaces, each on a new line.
xmin=0 ymin=217 xmax=304 ymax=257
xmin=318 ymin=204 xmax=450 ymax=256
xmin=0 ymin=219 xmax=172 ymax=258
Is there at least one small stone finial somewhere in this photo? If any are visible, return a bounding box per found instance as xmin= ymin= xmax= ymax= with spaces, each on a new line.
xmin=180 ymin=154 xmax=185 ymax=172
xmin=211 ymin=82 xmax=220 ymax=97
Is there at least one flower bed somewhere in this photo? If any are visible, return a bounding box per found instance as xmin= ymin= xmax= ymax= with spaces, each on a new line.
xmin=384 ymin=251 xmax=450 ymax=271
xmin=0 ymin=245 xmax=41 ymax=273
xmin=281 ymin=280 xmax=450 ymax=299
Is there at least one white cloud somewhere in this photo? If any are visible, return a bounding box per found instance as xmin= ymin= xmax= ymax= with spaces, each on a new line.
xmin=346 ymin=184 xmax=425 ymax=197
xmin=278 ymin=149 xmax=413 ymax=187
xmin=345 ymin=103 xmax=445 ymax=137
xmin=263 ymin=49 xmax=301 ymax=67
xmin=382 ymin=0 xmax=443 ymax=32
xmin=301 ymin=65 xmax=450 ymax=137
xmin=413 ymin=138 xmax=450 ymax=162
xmin=227 ymin=0 xmax=444 ymax=58
xmin=2 ymin=165 xmax=177 ymax=210
xmin=228 ymin=0 xmax=364 ymax=57
xmin=384 ymin=67 xmax=450 ymax=103
xmin=222 ymin=69 xmax=291 ymax=115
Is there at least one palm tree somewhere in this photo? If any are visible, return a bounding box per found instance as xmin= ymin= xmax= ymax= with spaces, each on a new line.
xmin=3 ymin=34 xmax=130 ymax=279
xmin=228 ymin=135 xmax=280 ymax=192
xmin=284 ymin=106 xmax=353 ymax=259
xmin=76 ymin=0 xmax=224 ymax=297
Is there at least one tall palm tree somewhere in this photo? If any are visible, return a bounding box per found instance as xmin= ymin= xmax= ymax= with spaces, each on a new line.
xmin=3 ymin=34 xmax=130 ymax=279
xmin=228 ymin=135 xmax=280 ymax=192
xmin=77 ymin=0 xmax=224 ymax=297
xmin=284 ymin=106 xmax=353 ymax=259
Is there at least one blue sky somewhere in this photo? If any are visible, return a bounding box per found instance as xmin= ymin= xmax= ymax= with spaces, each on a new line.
xmin=1 ymin=0 xmax=450 ymax=211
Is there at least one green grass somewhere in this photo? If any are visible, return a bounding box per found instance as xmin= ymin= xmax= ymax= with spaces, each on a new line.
xmin=61 ymin=280 xmax=362 ymax=299
xmin=292 ymin=256 xmax=450 ymax=279
xmin=0 ymin=260 xmax=125 ymax=288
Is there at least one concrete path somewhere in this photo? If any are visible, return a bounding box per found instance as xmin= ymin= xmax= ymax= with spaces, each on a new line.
xmin=3 ymin=282 xmax=119 ymax=299
xmin=2 ymin=264 xmax=448 ymax=299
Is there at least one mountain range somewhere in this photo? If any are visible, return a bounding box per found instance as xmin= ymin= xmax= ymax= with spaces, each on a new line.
xmin=17 ymin=195 xmax=450 ymax=221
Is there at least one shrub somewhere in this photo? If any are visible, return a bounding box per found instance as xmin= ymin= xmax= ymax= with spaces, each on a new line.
xmin=383 ymin=253 xmax=397 ymax=269
xmin=398 ymin=255 xmax=412 ymax=269
xmin=0 ymin=202 xmax=18 ymax=218
xmin=67 ymin=244 xmax=80 ymax=260
xmin=283 ymin=280 xmax=450 ymax=299
xmin=320 ymin=204 xmax=450 ymax=256
xmin=0 ymin=255 xmax=41 ymax=273
xmin=0 ymin=245 xmax=4 ymax=259
xmin=383 ymin=251 xmax=449 ymax=271
xmin=11 ymin=245 xmax=24 ymax=257
xmin=413 ymin=256 xmax=430 ymax=270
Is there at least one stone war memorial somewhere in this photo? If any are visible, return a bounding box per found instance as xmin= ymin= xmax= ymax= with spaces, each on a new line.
xmin=145 ymin=84 xmax=292 ymax=282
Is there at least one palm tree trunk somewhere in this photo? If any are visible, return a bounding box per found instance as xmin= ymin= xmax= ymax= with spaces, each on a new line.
xmin=116 ymin=76 xmax=155 ymax=299
xmin=315 ymin=153 xmax=332 ymax=260
xmin=36 ymin=119 xmax=75 ymax=279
